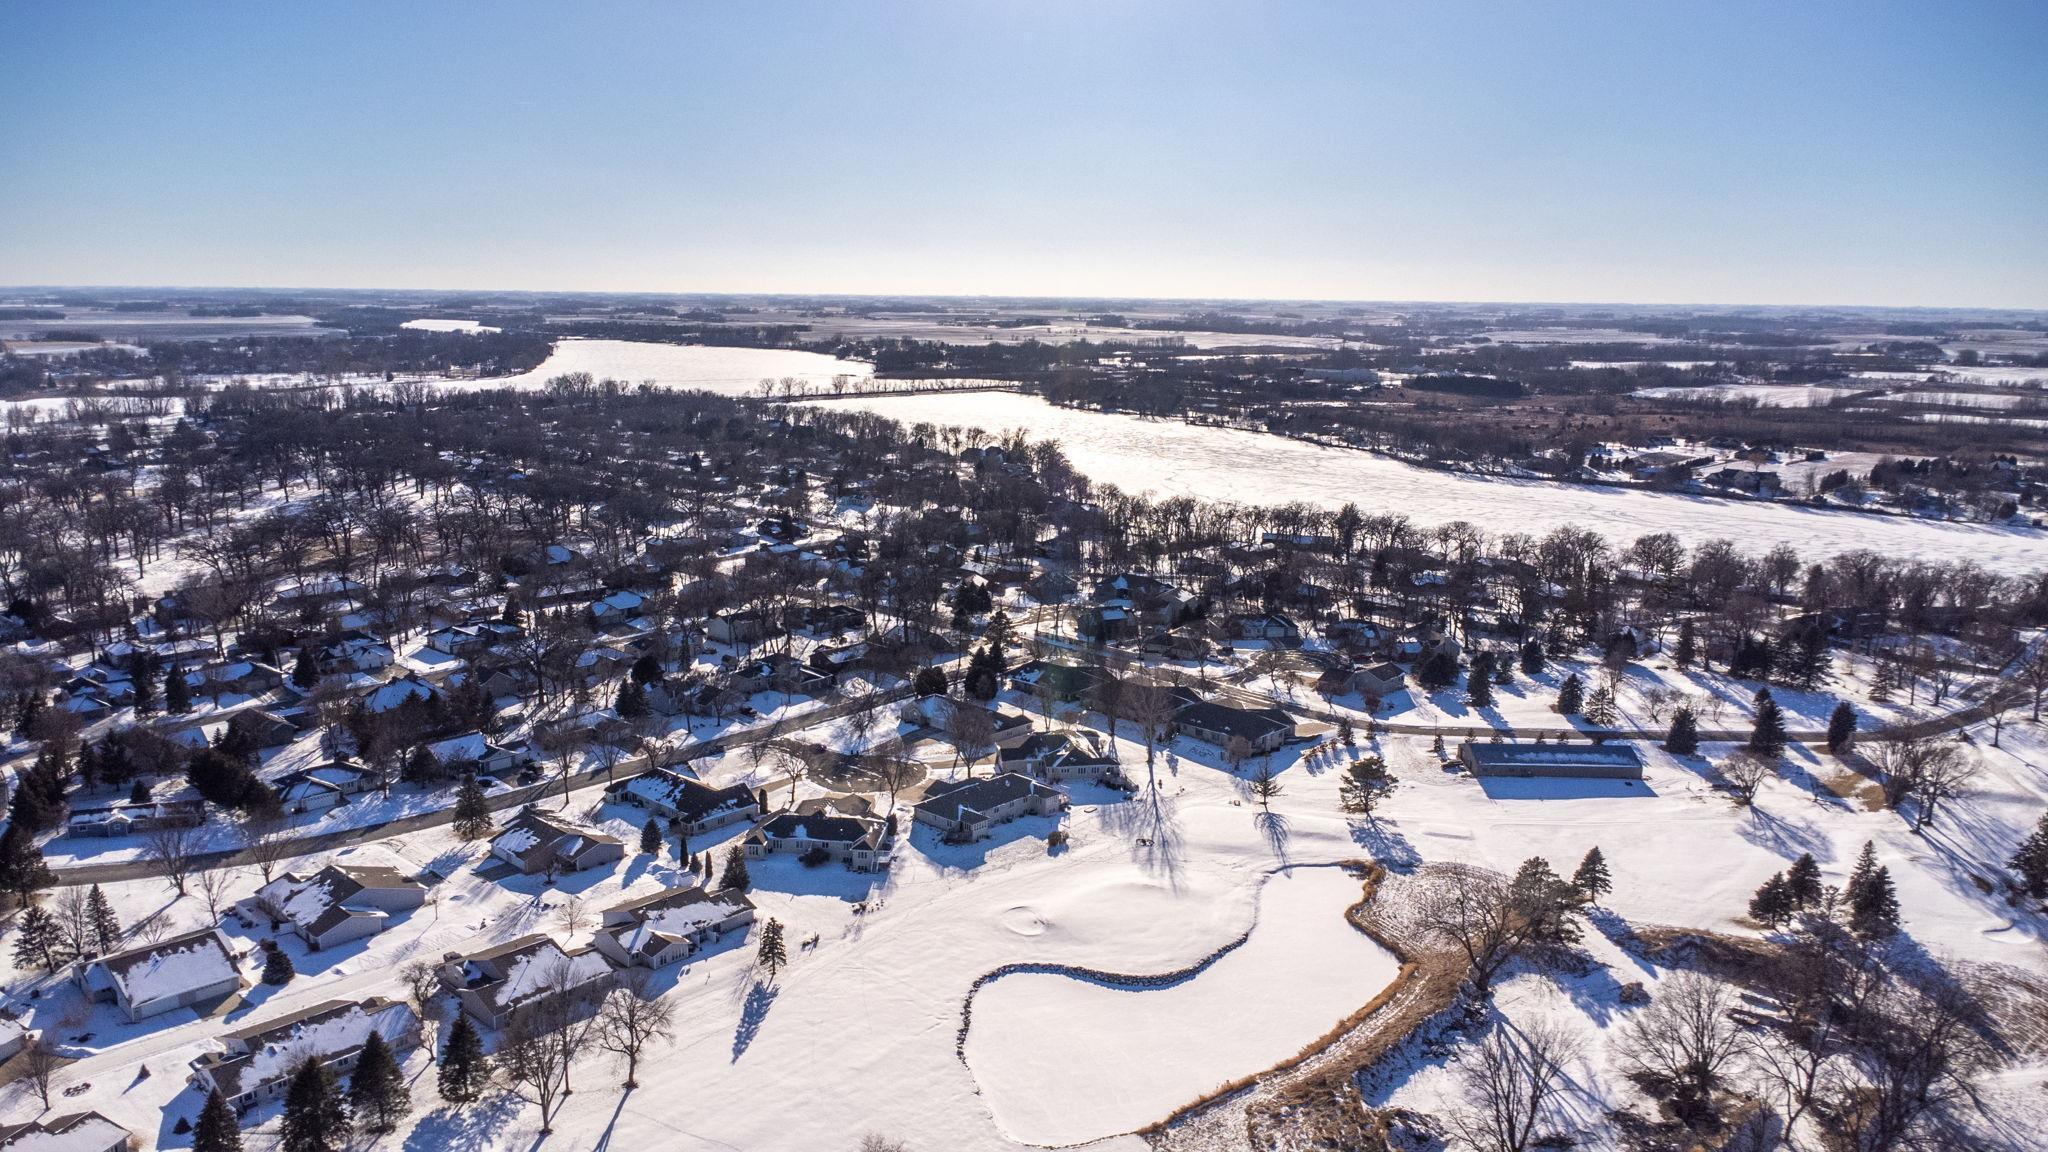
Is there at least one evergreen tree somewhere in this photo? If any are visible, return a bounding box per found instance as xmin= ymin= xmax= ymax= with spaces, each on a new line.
xmin=0 ymin=824 xmax=55 ymax=906
xmin=501 ymin=596 xmax=525 ymax=628
xmin=1673 ymin=620 xmax=1697 ymax=669
xmin=720 ymin=845 xmax=751 ymax=892
xmin=402 ymin=745 xmax=439 ymax=788
xmin=438 ymin=1014 xmax=488 ymax=1103
xmin=1554 ymin=673 xmax=1584 ymax=716
xmin=11 ymin=904 xmax=63 ymax=972
xmin=451 ymin=773 xmax=493 ymax=840
xmin=1849 ymin=865 xmax=1901 ymax=939
xmin=128 ymin=778 xmax=152 ymax=805
xmin=291 ymin=646 xmax=321 ymax=690
xmin=1664 ymin=706 xmax=1700 ymax=756
xmin=1786 ymin=853 xmax=1823 ymax=908
xmin=192 ymin=1087 xmax=243 ymax=1152
xmin=1826 ymin=701 xmax=1857 ymax=755
xmin=1520 ymin=638 xmax=1546 ymax=675
xmin=964 ymin=644 xmax=1001 ymax=701
xmin=629 ymin=650 xmax=663 ymax=685
xmin=1845 ymin=840 xmax=1879 ymax=906
xmin=1508 ymin=857 xmax=1580 ymax=946
xmin=1748 ymin=690 xmax=1788 ymax=759
xmin=279 ymin=1058 xmax=351 ymax=1152
xmin=1583 ymin=684 xmax=1618 ymax=727
xmin=639 ymin=818 xmax=662 ymax=855
xmin=165 ymin=665 xmax=192 ymax=714
xmin=2010 ymin=812 xmax=2048 ymax=899
xmin=912 ymin=666 xmax=948 ymax=697
xmin=1749 ymin=873 xmax=1795 ymax=927
xmin=262 ymin=944 xmax=296 ymax=985
xmin=1465 ymin=652 xmax=1494 ymax=708
xmin=348 ymin=1029 xmax=410 ymax=1133
xmin=757 ymin=916 xmax=788 ymax=979
xmin=985 ymin=607 xmax=1014 ymax=650
xmin=615 ymin=678 xmax=648 ymax=720
xmin=1336 ymin=756 xmax=1397 ymax=818
xmin=1416 ymin=649 xmax=1460 ymax=692
xmin=129 ymin=653 xmax=157 ymax=714
xmin=85 ymin=884 xmax=121 ymax=953
xmin=1571 ymin=847 xmax=1611 ymax=905
xmin=1785 ymin=624 xmax=1829 ymax=689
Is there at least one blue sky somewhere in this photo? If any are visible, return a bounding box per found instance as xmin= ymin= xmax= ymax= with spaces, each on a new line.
xmin=3 ymin=2 xmax=2043 ymax=307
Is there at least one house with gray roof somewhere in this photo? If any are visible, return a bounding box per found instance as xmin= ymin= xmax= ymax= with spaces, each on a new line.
xmin=1458 ymin=740 xmax=1645 ymax=780
xmin=256 ymin=863 xmax=428 ymax=950
xmin=913 ymin=772 xmax=1066 ymax=842
xmin=74 ymin=927 xmax=243 ymax=1022
xmin=188 ymin=996 xmax=419 ymax=1110
xmin=592 ymin=885 xmax=756 ymax=969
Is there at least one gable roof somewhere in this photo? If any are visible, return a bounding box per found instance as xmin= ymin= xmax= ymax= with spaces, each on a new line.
xmin=916 ymin=772 xmax=1061 ymax=825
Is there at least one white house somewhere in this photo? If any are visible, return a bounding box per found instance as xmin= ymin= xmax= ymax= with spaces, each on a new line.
xmin=0 ymin=1112 xmax=132 ymax=1152
xmin=592 ymin=886 xmax=756 ymax=969
xmin=439 ymin=935 xmax=614 ymax=1031
xmin=188 ymin=997 xmax=419 ymax=1111
xmin=74 ymin=927 xmax=243 ymax=1022
xmin=490 ymin=810 xmax=625 ymax=877
xmin=256 ymin=864 xmax=429 ymax=950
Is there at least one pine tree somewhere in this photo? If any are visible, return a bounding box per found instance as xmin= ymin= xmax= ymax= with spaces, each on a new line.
xmin=757 ymin=916 xmax=788 ymax=979
xmin=1508 ymin=857 xmax=1580 ymax=946
xmin=1748 ymin=690 xmax=1788 ymax=759
xmin=1826 ymin=701 xmax=1857 ymax=755
xmin=86 ymin=884 xmax=121 ymax=953
xmin=1554 ymin=673 xmax=1584 ymax=716
xmin=1336 ymin=756 xmax=1398 ymax=818
xmin=1520 ymin=638 xmax=1546 ymax=675
xmin=639 ymin=818 xmax=661 ymax=855
xmin=1845 ymin=840 xmax=1879 ymax=906
xmin=1465 ymin=653 xmax=1494 ymax=708
xmin=11 ymin=904 xmax=63 ymax=972
xmin=1786 ymin=853 xmax=1823 ymax=908
xmin=2010 ymin=813 xmax=2048 ymax=899
xmin=348 ymin=1029 xmax=410 ymax=1133
xmin=451 ymin=773 xmax=493 ymax=841
xmin=165 ymin=665 xmax=192 ymax=714
xmin=192 ymin=1088 xmax=244 ymax=1152
xmin=128 ymin=778 xmax=151 ymax=805
xmin=1583 ymin=684 xmax=1618 ymax=727
xmin=1673 ymin=620 xmax=1697 ymax=668
xmin=291 ymin=646 xmax=321 ymax=690
xmin=280 ymin=1058 xmax=351 ymax=1152
xmin=720 ymin=845 xmax=751 ymax=892
xmin=262 ymin=944 xmax=296 ymax=985
xmin=129 ymin=653 xmax=157 ymax=715
xmin=985 ymin=607 xmax=1014 ymax=650
xmin=1749 ymin=873 xmax=1796 ymax=927
xmin=1416 ymin=649 xmax=1460 ymax=692
xmin=1664 ymin=706 xmax=1700 ymax=756
xmin=1571 ymin=847 xmax=1611 ymax=905
xmin=616 ymin=679 xmax=648 ymax=720
xmin=629 ymin=650 xmax=662 ymax=685
xmin=0 ymin=824 xmax=55 ymax=906
xmin=1849 ymin=865 xmax=1901 ymax=939
xmin=438 ymin=1014 xmax=488 ymax=1103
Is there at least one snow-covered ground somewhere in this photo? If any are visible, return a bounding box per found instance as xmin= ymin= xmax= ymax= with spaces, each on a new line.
xmin=480 ymin=339 xmax=874 ymax=394
xmin=811 ymin=391 xmax=2048 ymax=572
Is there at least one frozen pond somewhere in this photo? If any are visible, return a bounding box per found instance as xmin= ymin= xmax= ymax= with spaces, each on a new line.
xmin=813 ymin=390 xmax=2048 ymax=573
xmin=486 ymin=338 xmax=871 ymax=394
xmin=963 ymin=866 xmax=1397 ymax=1146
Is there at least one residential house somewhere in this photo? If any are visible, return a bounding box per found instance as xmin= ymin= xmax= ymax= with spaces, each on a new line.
xmin=706 ymin=609 xmax=779 ymax=645
xmin=742 ymin=797 xmax=894 ymax=871
xmin=1173 ymin=700 xmax=1294 ymax=755
xmin=256 ymin=864 xmax=429 ymax=950
xmin=225 ymin=708 xmax=297 ymax=750
xmin=1314 ymin=661 xmax=1407 ymax=703
xmin=64 ymin=798 xmax=204 ymax=839
xmin=0 ymin=1113 xmax=133 ymax=1152
xmin=489 ymin=810 xmax=625 ymax=877
xmin=74 ymin=927 xmax=243 ymax=1022
xmin=1229 ymin=612 xmax=1303 ymax=644
xmin=189 ymin=997 xmax=419 ymax=1111
xmin=275 ymin=760 xmax=377 ymax=814
xmin=604 ymin=768 xmax=760 ymax=835
xmin=315 ymin=631 xmax=394 ymax=675
xmin=593 ymin=886 xmax=757 ymax=969
xmin=438 ymin=935 xmax=614 ymax=1031
xmin=587 ymin=589 xmax=645 ymax=623
xmin=425 ymin=731 xmax=527 ymax=777
xmin=913 ymin=772 xmax=1067 ymax=842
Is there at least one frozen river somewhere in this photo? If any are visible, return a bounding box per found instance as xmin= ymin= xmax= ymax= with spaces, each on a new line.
xmin=812 ymin=390 xmax=2048 ymax=574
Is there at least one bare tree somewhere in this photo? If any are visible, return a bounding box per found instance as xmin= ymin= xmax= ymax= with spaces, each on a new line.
xmin=858 ymin=1137 xmax=909 ymax=1152
xmin=1745 ymin=1011 xmax=1841 ymax=1147
xmin=596 ymin=972 xmax=678 ymax=1088
xmin=1870 ymin=735 xmax=1975 ymax=828
xmin=1718 ymin=750 xmax=1776 ymax=806
xmin=495 ymin=964 xmax=598 ymax=1133
xmin=1412 ymin=868 xmax=1523 ymax=1001
xmin=1127 ymin=682 xmax=1179 ymax=787
xmin=242 ymin=813 xmax=297 ymax=885
xmin=944 ymin=704 xmax=996 ymax=774
xmin=401 ymin=958 xmax=444 ymax=1049
xmin=1450 ymin=1020 xmax=1582 ymax=1152
xmin=195 ymin=866 xmax=238 ymax=925
xmin=553 ymin=892 xmax=589 ymax=938
xmin=19 ymin=1033 xmax=63 ymax=1113
xmin=1617 ymin=970 xmax=1745 ymax=1114
xmin=1823 ymin=977 xmax=1992 ymax=1152
xmin=143 ymin=822 xmax=201 ymax=897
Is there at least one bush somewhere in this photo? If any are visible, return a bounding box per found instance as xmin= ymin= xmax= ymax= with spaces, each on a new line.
xmin=797 ymin=847 xmax=830 ymax=868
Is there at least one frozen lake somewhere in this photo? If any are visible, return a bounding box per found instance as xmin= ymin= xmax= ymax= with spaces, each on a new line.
xmin=487 ymin=338 xmax=872 ymax=394
xmin=962 ymin=866 xmax=1399 ymax=1146
xmin=813 ymin=390 xmax=2048 ymax=573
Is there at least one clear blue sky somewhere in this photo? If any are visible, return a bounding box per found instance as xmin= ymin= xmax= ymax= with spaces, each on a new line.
xmin=3 ymin=1 xmax=2043 ymax=307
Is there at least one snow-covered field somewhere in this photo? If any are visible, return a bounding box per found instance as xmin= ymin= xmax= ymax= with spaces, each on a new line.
xmin=1632 ymin=383 xmax=1866 ymax=407
xmin=811 ymin=391 xmax=2048 ymax=572
xmin=482 ymin=339 xmax=874 ymax=394
xmin=965 ymin=865 xmax=1400 ymax=1146
xmin=400 ymin=317 xmax=500 ymax=333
